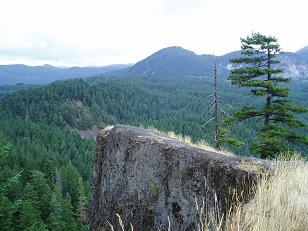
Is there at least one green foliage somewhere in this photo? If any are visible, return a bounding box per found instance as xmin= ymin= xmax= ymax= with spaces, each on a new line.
xmin=19 ymin=183 xmax=47 ymax=231
xmin=60 ymin=162 xmax=81 ymax=209
xmin=0 ymin=119 xmax=94 ymax=230
xmin=48 ymin=185 xmax=63 ymax=231
xmin=0 ymin=142 xmax=22 ymax=231
xmin=226 ymin=32 xmax=308 ymax=158
xmin=77 ymin=177 xmax=87 ymax=222
xmin=0 ymin=194 xmax=14 ymax=231
xmin=0 ymin=67 xmax=307 ymax=230
xmin=0 ymin=84 xmax=32 ymax=99
xmin=62 ymin=193 xmax=77 ymax=231
xmin=30 ymin=171 xmax=52 ymax=221
xmin=1 ymin=75 xmax=307 ymax=157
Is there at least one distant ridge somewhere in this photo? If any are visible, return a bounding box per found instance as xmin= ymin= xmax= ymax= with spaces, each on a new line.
xmin=116 ymin=46 xmax=308 ymax=80
xmin=0 ymin=64 xmax=131 ymax=85
xmin=1 ymin=45 xmax=308 ymax=85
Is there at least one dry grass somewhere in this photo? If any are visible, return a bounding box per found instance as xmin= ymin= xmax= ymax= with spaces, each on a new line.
xmin=103 ymin=125 xmax=114 ymax=131
xmin=103 ymin=124 xmax=233 ymax=155
xmin=196 ymin=157 xmax=308 ymax=231
xmin=226 ymin=158 xmax=308 ymax=231
xmin=145 ymin=126 xmax=234 ymax=156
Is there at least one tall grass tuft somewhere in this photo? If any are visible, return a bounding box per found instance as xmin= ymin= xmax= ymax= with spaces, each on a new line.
xmin=196 ymin=156 xmax=308 ymax=231
xmin=145 ymin=126 xmax=234 ymax=156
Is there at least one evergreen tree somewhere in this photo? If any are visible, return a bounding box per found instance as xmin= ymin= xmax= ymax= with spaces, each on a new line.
xmin=30 ymin=170 xmax=51 ymax=221
xmin=19 ymin=183 xmax=47 ymax=230
xmin=19 ymin=200 xmax=47 ymax=231
xmin=77 ymin=177 xmax=87 ymax=222
xmin=48 ymin=185 xmax=63 ymax=231
xmin=42 ymin=154 xmax=56 ymax=185
xmin=60 ymin=161 xmax=81 ymax=209
xmin=62 ymin=193 xmax=77 ymax=231
xmin=54 ymin=167 xmax=62 ymax=192
xmin=22 ymin=183 xmax=40 ymax=211
xmin=227 ymin=32 xmax=308 ymax=158
xmin=0 ymin=142 xmax=21 ymax=231
xmin=0 ymin=194 xmax=14 ymax=231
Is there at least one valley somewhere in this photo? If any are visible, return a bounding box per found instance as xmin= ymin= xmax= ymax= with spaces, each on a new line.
xmin=0 ymin=45 xmax=307 ymax=230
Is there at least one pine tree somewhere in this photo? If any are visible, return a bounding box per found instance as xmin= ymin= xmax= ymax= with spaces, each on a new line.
xmin=42 ymin=153 xmax=56 ymax=185
xmin=227 ymin=32 xmax=308 ymax=158
xmin=77 ymin=177 xmax=87 ymax=222
xmin=60 ymin=161 xmax=81 ymax=209
xmin=30 ymin=170 xmax=51 ymax=221
xmin=48 ymin=185 xmax=63 ymax=231
xmin=0 ymin=194 xmax=14 ymax=231
xmin=54 ymin=167 xmax=62 ymax=192
xmin=19 ymin=200 xmax=47 ymax=231
xmin=62 ymin=193 xmax=77 ymax=231
xmin=19 ymin=183 xmax=47 ymax=231
xmin=0 ymin=142 xmax=21 ymax=231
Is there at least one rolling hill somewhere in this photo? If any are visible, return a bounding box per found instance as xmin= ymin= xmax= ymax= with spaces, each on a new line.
xmin=0 ymin=64 xmax=131 ymax=85
xmin=125 ymin=46 xmax=213 ymax=76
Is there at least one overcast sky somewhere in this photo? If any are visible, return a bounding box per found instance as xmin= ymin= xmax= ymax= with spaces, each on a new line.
xmin=0 ymin=0 xmax=307 ymax=66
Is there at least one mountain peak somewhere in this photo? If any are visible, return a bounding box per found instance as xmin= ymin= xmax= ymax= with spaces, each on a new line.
xmin=42 ymin=64 xmax=57 ymax=68
xmin=126 ymin=46 xmax=212 ymax=76
xmin=154 ymin=46 xmax=195 ymax=55
xmin=296 ymin=45 xmax=308 ymax=63
xmin=297 ymin=45 xmax=308 ymax=53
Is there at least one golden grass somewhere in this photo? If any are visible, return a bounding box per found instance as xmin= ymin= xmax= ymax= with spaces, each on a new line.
xmin=103 ymin=124 xmax=233 ymax=155
xmin=103 ymin=125 xmax=114 ymax=130
xmin=196 ymin=157 xmax=308 ymax=231
xmin=226 ymin=158 xmax=308 ymax=231
xmin=145 ymin=126 xmax=234 ymax=156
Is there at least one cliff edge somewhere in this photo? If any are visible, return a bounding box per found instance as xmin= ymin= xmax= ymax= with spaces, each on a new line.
xmin=89 ymin=125 xmax=271 ymax=230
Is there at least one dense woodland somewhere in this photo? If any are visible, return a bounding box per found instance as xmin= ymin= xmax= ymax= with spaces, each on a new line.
xmin=0 ymin=84 xmax=32 ymax=99
xmin=0 ymin=116 xmax=93 ymax=230
xmin=2 ymin=76 xmax=307 ymax=153
xmin=0 ymin=74 xmax=307 ymax=230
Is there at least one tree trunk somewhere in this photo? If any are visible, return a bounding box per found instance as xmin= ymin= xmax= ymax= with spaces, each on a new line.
xmin=261 ymin=46 xmax=272 ymax=159
xmin=264 ymin=96 xmax=271 ymax=127
xmin=213 ymin=56 xmax=221 ymax=150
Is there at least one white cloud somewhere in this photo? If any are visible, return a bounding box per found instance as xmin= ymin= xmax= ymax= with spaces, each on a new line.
xmin=0 ymin=0 xmax=307 ymax=66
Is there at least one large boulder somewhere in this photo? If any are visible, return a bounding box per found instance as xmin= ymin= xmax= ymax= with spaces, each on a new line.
xmin=89 ymin=125 xmax=271 ymax=230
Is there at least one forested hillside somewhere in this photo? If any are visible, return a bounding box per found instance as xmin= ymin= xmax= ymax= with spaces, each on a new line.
xmin=0 ymin=84 xmax=33 ymax=98
xmin=2 ymin=75 xmax=307 ymax=155
xmin=0 ymin=115 xmax=93 ymax=230
xmin=0 ymin=77 xmax=255 ymax=151
xmin=0 ymin=74 xmax=307 ymax=230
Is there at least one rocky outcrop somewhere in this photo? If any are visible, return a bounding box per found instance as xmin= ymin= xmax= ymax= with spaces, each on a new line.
xmin=89 ymin=125 xmax=272 ymax=230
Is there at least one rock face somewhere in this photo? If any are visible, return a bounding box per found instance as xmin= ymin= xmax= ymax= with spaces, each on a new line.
xmin=89 ymin=125 xmax=271 ymax=230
